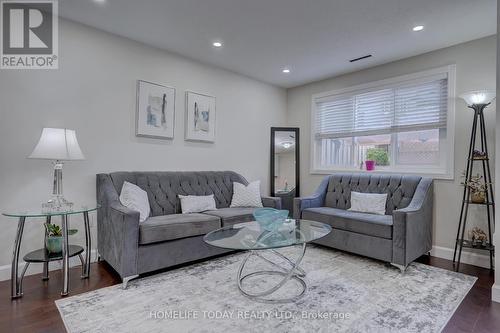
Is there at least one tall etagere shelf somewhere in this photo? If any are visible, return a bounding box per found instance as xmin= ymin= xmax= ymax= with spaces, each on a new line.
xmin=453 ymin=91 xmax=495 ymax=272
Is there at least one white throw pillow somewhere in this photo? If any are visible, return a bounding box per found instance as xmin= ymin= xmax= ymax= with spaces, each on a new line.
xmin=119 ymin=181 xmax=150 ymax=222
xmin=178 ymin=194 xmax=217 ymax=214
xmin=348 ymin=192 xmax=387 ymax=215
xmin=230 ymin=181 xmax=263 ymax=208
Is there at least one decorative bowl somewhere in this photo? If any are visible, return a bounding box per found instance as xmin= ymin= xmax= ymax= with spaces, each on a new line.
xmin=253 ymin=208 xmax=289 ymax=231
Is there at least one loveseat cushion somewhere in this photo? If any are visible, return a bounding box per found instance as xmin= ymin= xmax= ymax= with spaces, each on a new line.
xmin=139 ymin=213 xmax=221 ymax=245
xmin=302 ymin=207 xmax=393 ymax=239
xmin=203 ymin=207 xmax=256 ymax=226
xmin=324 ymin=174 xmax=421 ymax=214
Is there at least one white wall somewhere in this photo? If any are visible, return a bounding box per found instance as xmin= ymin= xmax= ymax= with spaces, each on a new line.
xmin=287 ymin=36 xmax=496 ymax=264
xmin=0 ymin=19 xmax=287 ymax=272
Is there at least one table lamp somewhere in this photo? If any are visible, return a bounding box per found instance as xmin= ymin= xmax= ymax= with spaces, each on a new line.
xmin=28 ymin=128 xmax=85 ymax=212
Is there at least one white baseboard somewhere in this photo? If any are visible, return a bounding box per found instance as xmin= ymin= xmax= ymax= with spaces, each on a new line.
xmin=492 ymin=284 xmax=500 ymax=303
xmin=431 ymin=245 xmax=491 ymax=269
xmin=0 ymin=249 xmax=98 ymax=282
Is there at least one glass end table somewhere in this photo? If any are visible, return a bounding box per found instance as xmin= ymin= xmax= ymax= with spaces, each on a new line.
xmin=204 ymin=219 xmax=331 ymax=303
xmin=3 ymin=205 xmax=98 ymax=299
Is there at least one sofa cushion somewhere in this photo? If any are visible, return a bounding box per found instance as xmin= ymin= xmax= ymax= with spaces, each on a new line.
xmin=109 ymin=171 xmax=250 ymax=217
xmin=302 ymin=207 xmax=393 ymax=239
xmin=324 ymin=173 xmax=421 ymax=214
xmin=203 ymin=207 xmax=256 ymax=226
xmin=139 ymin=213 xmax=221 ymax=245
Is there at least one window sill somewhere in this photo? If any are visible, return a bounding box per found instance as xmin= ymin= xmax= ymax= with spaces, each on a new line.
xmin=310 ymin=168 xmax=454 ymax=180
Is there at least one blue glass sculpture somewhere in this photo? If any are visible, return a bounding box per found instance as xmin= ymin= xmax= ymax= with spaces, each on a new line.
xmin=253 ymin=208 xmax=289 ymax=231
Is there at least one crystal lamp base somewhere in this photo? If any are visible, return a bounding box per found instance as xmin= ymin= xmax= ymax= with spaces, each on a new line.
xmin=42 ymin=196 xmax=74 ymax=213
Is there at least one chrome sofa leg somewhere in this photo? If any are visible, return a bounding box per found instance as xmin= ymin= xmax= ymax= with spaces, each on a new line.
xmin=391 ymin=263 xmax=408 ymax=273
xmin=122 ymin=275 xmax=139 ymax=289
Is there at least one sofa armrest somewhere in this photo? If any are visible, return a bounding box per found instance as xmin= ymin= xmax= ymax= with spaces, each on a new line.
xmin=293 ymin=176 xmax=330 ymax=219
xmin=392 ymin=178 xmax=433 ymax=267
xmin=261 ymin=196 xmax=282 ymax=209
xmin=97 ymin=174 xmax=140 ymax=280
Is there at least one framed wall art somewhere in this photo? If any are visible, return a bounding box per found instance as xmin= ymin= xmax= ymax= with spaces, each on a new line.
xmin=185 ymin=91 xmax=216 ymax=142
xmin=136 ymin=80 xmax=176 ymax=139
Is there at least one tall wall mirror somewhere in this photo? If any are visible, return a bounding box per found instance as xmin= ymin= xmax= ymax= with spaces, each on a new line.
xmin=270 ymin=127 xmax=300 ymax=214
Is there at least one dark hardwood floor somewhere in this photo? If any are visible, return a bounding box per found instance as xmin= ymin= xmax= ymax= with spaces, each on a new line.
xmin=0 ymin=255 xmax=499 ymax=333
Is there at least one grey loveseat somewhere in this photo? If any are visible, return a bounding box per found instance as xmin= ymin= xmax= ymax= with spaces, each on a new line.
xmin=97 ymin=171 xmax=281 ymax=287
xmin=294 ymin=173 xmax=433 ymax=271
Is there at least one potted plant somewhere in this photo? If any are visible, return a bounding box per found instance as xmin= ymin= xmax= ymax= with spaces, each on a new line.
xmin=365 ymin=148 xmax=389 ymax=171
xmin=45 ymin=223 xmax=78 ymax=254
xmin=461 ymin=173 xmax=489 ymax=204
xmin=468 ymin=227 xmax=488 ymax=247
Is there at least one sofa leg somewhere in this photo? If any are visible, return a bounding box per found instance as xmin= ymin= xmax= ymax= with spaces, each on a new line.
xmin=391 ymin=263 xmax=408 ymax=273
xmin=122 ymin=275 xmax=139 ymax=289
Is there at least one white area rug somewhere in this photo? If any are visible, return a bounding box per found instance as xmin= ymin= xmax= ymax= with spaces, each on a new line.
xmin=56 ymin=246 xmax=476 ymax=333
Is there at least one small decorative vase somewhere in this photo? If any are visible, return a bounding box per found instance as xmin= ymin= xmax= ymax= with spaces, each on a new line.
xmin=46 ymin=236 xmax=63 ymax=254
xmin=471 ymin=191 xmax=486 ymax=204
xmin=365 ymin=160 xmax=375 ymax=171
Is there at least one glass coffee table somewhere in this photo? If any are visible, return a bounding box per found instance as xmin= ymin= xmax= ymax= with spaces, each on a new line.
xmin=204 ymin=219 xmax=331 ymax=303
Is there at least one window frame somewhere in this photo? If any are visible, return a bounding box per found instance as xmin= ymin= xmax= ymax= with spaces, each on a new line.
xmin=310 ymin=65 xmax=456 ymax=179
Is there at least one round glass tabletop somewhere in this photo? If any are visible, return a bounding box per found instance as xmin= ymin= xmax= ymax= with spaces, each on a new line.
xmin=2 ymin=205 xmax=99 ymax=218
xmin=203 ymin=219 xmax=332 ymax=250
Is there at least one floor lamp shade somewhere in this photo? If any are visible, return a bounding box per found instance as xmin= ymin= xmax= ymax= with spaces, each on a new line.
xmin=29 ymin=128 xmax=85 ymax=161
xmin=459 ymin=90 xmax=496 ymax=106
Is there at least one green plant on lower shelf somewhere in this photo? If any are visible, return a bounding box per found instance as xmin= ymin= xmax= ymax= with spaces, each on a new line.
xmin=45 ymin=223 xmax=78 ymax=237
xmin=366 ymin=148 xmax=389 ymax=166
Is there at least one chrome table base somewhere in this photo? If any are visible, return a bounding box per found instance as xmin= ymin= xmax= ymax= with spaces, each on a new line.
xmin=237 ymin=243 xmax=307 ymax=303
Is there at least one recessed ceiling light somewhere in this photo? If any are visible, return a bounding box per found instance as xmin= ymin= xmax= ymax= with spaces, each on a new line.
xmin=412 ymin=25 xmax=424 ymax=32
xmin=93 ymin=0 xmax=106 ymax=4
xmin=212 ymin=41 xmax=223 ymax=48
xmin=282 ymin=68 xmax=291 ymax=74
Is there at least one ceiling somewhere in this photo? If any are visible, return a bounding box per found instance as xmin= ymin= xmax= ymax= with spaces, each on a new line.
xmin=59 ymin=0 xmax=496 ymax=88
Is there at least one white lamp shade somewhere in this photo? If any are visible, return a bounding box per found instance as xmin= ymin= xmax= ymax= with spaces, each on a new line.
xmin=28 ymin=128 xmax=85 ymax=160
xmin=459 ymin=90 xmax=496 ymax=106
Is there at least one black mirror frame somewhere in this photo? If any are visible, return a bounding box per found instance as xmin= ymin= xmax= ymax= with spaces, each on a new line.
xmin=270 ymin=127 xmax=300 ymax=197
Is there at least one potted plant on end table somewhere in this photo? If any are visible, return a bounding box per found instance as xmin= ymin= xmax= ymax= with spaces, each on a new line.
xmin=45 ymin=223 xmax=78 ymax=254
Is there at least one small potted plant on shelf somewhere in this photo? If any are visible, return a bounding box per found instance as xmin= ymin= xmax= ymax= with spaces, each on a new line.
xmin=472 ymin=150 xmax=488 ymax=160
xmin=461 ymin=173 xmax=489 ymax=204
xmin=45 ymin=223 xmax=78 ymax=254
xmin=468 ymin=227 xmax=488 ymax=247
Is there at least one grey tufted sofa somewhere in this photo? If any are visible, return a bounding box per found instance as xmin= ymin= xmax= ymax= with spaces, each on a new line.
xmin=294 ymin=173 xmax=433 ymax=271
xmin=97 ymin=171 xmax=281 ymax=287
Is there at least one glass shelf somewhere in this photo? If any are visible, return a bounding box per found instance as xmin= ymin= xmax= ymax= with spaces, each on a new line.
xmin=456 ymin=239 xmax=494 ymax=251
xmin=2 ymin=205 xmax=99 ymax=218
xmin=23 ymin=245 xmax=84 ymax=263
xmin=464 ymin=201 xmax=493 ymax=206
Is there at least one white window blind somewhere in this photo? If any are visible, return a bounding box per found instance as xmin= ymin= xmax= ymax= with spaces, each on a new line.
xmin=314 ymin=74 xmax=448 ymax=139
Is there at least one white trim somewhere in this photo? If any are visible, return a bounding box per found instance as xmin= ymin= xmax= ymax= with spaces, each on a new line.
xmin=310 ymin=168 xmax=454 ymax=180
xmin=492 ymin=284 xmax=500 ymax=303
xmin=310 ymin=65 xmax=456 ymax=179
xmin=431 ymin=245 xmax=491 ymax=269
xmin=0 ymin=249 xmax=97 ymax=282
xmin=311 ymin=65 xmax=456 ymax=100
